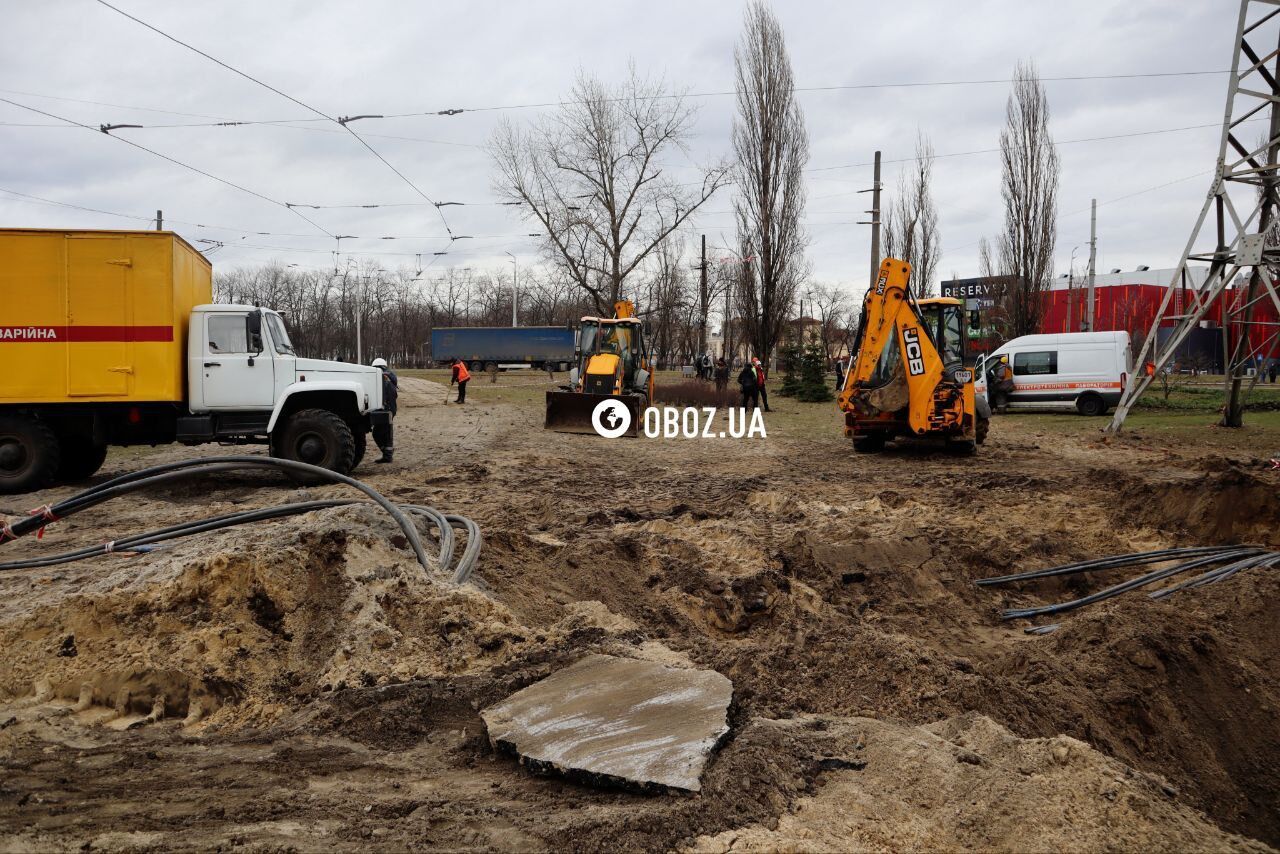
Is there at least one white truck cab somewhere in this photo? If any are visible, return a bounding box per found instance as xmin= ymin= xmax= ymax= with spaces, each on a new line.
xmin=975 ymin=331 xmax=1132 ymax=416
xmin=178 ymin=305 xmax=388 ymax=475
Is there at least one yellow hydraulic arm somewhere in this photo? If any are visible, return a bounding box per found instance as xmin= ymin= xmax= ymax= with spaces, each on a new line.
xmin=838 ymin=258 xmax=946 ymax=436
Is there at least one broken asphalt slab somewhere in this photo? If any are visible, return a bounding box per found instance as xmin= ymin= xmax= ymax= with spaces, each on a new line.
xmin=481 ymin=653 xmax=733 ymax=792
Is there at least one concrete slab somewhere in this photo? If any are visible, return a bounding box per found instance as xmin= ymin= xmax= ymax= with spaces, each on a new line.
xmin=481 ymin=654 xmax=733 ymax=792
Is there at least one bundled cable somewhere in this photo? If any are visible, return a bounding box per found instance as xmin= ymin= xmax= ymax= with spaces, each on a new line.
xmin=0 ymin=456 xmax=482 ymax=584
xmin=978 ymin=544 xmax=1277 ymax=622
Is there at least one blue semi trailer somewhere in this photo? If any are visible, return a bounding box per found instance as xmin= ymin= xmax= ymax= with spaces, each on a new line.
xmin=430 ymin=326 xmax=576 ymax=372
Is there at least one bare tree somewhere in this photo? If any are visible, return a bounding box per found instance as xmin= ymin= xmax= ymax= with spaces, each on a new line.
xmin=882 ymin=132 xmax=940 ymax=298
xmin=732 ymin=0 xmax=809 ymax=363
xmin=995 ymin=60 xmax=1060 ymax=338
xmin=804 ymin=282 xmax=855 ymax=360
xmin=491 ymin=68 xmax=729 ymax=314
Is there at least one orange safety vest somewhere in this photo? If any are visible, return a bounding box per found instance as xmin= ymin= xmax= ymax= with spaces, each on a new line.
xmin=455 ymin=362 xmax=471 ymax=382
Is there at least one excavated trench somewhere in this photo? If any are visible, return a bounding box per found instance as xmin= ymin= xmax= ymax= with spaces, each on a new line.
xmin=0 ymin=406 xmax=1277 ymax=850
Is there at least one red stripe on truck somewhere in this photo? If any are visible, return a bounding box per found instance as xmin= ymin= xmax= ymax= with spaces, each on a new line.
xmin=0 ymin=325 xmax=173 ymax=342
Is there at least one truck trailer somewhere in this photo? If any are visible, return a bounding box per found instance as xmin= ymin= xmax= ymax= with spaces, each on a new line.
xmin=0 ymin=228 xmax=390 ymax=493
xmin=430 ymin=326 xmax=575 ymax=372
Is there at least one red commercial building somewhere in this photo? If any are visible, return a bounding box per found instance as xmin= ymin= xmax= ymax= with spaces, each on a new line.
xmin=943 ymin=269 xmax=1280 ymax=371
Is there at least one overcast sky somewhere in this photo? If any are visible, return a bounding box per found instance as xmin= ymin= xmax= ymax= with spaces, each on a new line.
xmin=1 ymin=0 xmax=1239 ymax=300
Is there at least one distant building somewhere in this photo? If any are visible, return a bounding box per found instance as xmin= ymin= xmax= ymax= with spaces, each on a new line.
xmin=941 ymin=268 xmax=1279 ymax=370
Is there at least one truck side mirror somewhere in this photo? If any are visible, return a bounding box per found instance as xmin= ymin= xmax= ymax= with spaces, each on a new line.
xmin=246 ymin=309 xmax=263 ymax=364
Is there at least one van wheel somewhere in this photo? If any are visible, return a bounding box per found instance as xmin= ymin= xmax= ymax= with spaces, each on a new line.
xmin=58 ymin=439 xmax=108 ymax=483
xmin=1076 ymin=394 xmax=1105 ymax=417
xmin=271 ymin=409 xmax=356 ymax=483
xmin=0 ymin=416 xmax=61 ymax=494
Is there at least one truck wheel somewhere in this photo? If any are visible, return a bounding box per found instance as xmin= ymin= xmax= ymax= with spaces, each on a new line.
xmin=975 ymin=414 xmax=990 ymax=445
xmin=271 ymin=409 xmax=356 ymax=482
xmin=1076 ymin=393 xmax=1105 ymax=417
xmin=0 ymin=415 xmax=61 ymax=494
xmin=58 ymin=439 xmax=109 ymax=483
xmin=853 ymin=432 xmax=887 ymax=453
xmin=470 ymin=361 xmax=482 ymax=373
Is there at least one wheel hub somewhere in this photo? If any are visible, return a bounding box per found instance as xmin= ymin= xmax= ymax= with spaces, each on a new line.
xmin=0 ymin=437 xmax=26 ymax=473
xmin=296 ymin=433 xmax=326 ymax=463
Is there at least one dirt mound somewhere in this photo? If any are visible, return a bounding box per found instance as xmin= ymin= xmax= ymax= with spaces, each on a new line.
xmin=690 ymin=714 xmax=1269 ymax=853
xmin=0 ymin=507 xmax=530 ymax=730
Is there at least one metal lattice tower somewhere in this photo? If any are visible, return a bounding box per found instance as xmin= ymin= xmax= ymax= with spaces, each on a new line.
xmin=1109 ymin=0 xmax=1280 ymax=431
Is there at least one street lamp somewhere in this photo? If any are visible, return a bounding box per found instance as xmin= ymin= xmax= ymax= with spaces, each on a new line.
xmin=505 ymin=251 xmax=518 ymax=327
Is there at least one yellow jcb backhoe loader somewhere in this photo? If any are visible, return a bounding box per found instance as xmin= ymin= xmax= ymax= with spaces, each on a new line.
xmin=837 ymin=258 xmax=990 ymax=453
xmin=545 ymin=300 xmax=655 ymax=436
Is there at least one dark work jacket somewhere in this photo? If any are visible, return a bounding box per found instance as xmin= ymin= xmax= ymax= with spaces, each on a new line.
xmin=738 ymin=365 xmax=758 ymax=390
xmin=381 ymin=369 xmax=399 ymax=415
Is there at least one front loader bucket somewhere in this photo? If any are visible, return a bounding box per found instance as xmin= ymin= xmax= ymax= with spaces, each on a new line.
xmin=545 ymin=391 xmax=643 ymax=437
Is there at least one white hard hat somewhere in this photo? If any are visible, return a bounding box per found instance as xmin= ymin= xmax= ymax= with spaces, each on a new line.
xmin=371 ymin=357 xmax=387 ymax=368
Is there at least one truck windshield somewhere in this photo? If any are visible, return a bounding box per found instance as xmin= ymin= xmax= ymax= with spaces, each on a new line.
xmin=265 ymin=313 xmax=295 ymax=355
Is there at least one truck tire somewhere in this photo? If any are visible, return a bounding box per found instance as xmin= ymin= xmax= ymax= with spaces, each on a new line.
xmin=975 ymin=414 xmax=990 ymax=445
xmin=351 ymin=429 xmax=367 ymax=469
xmin=57 ymin=439 xmax=109 ymax=483
xmin=0 ymin=415 xmax=61 ymax=494
xmin=271 ymin=409 xmax=356 ymax=482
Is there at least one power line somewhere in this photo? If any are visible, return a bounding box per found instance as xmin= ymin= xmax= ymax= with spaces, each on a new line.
xmin=94 ymin=0 xmax=454 ymax=237
xmin=0 ymin=97 xmax=334 ymax=237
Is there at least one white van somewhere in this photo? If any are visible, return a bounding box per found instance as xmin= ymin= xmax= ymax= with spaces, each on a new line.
xmin=975 ymin=331 xmax=1132 ymax=416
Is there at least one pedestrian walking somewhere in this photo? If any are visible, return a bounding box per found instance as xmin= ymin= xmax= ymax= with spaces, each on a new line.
xmin=1269 ymin=361 xmax=1277 ymax=384
xmin=753 ymin=357 xmax=771 ymax=412
xmin=450 ymin=358 xmax=471 ymax=404
xmin=371 ymin=357 xmax=397 ymax=463
xmin=714 ymin=357 xmax=730 ymax=394
xmin=737 ymin=360 xmax=759 ymax=410
xmin=834 ymin=357 xmax=847 ymax=391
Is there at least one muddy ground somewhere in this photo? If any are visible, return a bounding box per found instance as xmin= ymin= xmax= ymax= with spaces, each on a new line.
xmin=1 ymin=376 xmax=1278 ymax=852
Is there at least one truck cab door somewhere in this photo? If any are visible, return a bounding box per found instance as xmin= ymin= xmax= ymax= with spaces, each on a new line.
xmin=200 ymin=311 xmax=276 ymax=409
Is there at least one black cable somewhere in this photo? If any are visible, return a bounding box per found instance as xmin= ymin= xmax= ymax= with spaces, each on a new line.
xmin=976 ymin=545 xmax=1245 ymax=586
xmin=1 ymin=456 xmax=429 ymax=572
xmin=999 ymin=549 xmax=1266 ymax=621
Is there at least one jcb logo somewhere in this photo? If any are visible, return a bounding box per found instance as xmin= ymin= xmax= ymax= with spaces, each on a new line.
xmin=902 ymin=328 xmax=926 ymax=376
xmin=874 ymin=274 xmax=888 ymax=296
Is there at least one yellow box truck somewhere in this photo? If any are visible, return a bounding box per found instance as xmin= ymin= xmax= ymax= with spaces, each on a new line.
xmin=0 ymin=228 xmax=390 ymax=493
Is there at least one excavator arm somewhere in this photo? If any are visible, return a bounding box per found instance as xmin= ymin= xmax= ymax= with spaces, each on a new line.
xmin=838 ymin=258 xmax=948 ymax=436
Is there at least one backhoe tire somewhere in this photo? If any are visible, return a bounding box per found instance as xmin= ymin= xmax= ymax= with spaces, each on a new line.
xmin=271 ymin=409 xmax=356 ymax=484
xmin=0 ymin=415 xmax=61 ymax=495
xmin=57 ymin=438 xmax=108 ymax=483
xmin=853 ymin=432 xmax=887 ymax=453
xmin=975 ymin=414 xmax=990 ymax=446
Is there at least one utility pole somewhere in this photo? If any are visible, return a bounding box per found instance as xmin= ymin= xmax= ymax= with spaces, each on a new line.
xmin=155 ymin=210 xmax=163 ymax=231
xmin=857 ymin=151 xmax=883 ymax=285
xmin=1085 ymin=198 xmax=1097 ymax=332
xmin=506 ymin=252 xmax=518 ymax=327
xmin=698 ymin=234 xmax=709 ymax=356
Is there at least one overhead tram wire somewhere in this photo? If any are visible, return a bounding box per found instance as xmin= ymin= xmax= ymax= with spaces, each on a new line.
xmin=0 ymin=97 xmax=334 ymax=238
xmin=7 ymin=69 xmax=1230 ymax=133
xmin=94 ymin=0 xmax=454 ymax=239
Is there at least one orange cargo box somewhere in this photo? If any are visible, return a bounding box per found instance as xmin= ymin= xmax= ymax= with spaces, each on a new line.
xmin=0 ymin=228 xmax=212 ymax=404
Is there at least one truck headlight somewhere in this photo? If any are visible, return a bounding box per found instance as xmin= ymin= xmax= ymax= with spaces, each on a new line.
xmin=953 ymin=369 xmax=973 ymax=384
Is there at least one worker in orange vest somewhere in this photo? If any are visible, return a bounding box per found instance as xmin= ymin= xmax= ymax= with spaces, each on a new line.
xmin=450 ymin=358 xmax=471 ymax=404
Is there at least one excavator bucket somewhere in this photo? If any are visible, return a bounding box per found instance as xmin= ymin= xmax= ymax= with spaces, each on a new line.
xmin=545 ymin=391 xmax=643 ymax=437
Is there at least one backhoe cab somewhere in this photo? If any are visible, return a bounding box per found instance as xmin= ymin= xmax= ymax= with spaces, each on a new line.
xmin=838 ymin=258 xmax=990 ymax=453
xmin=544 ymin=300 xmax=655 ymax=436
